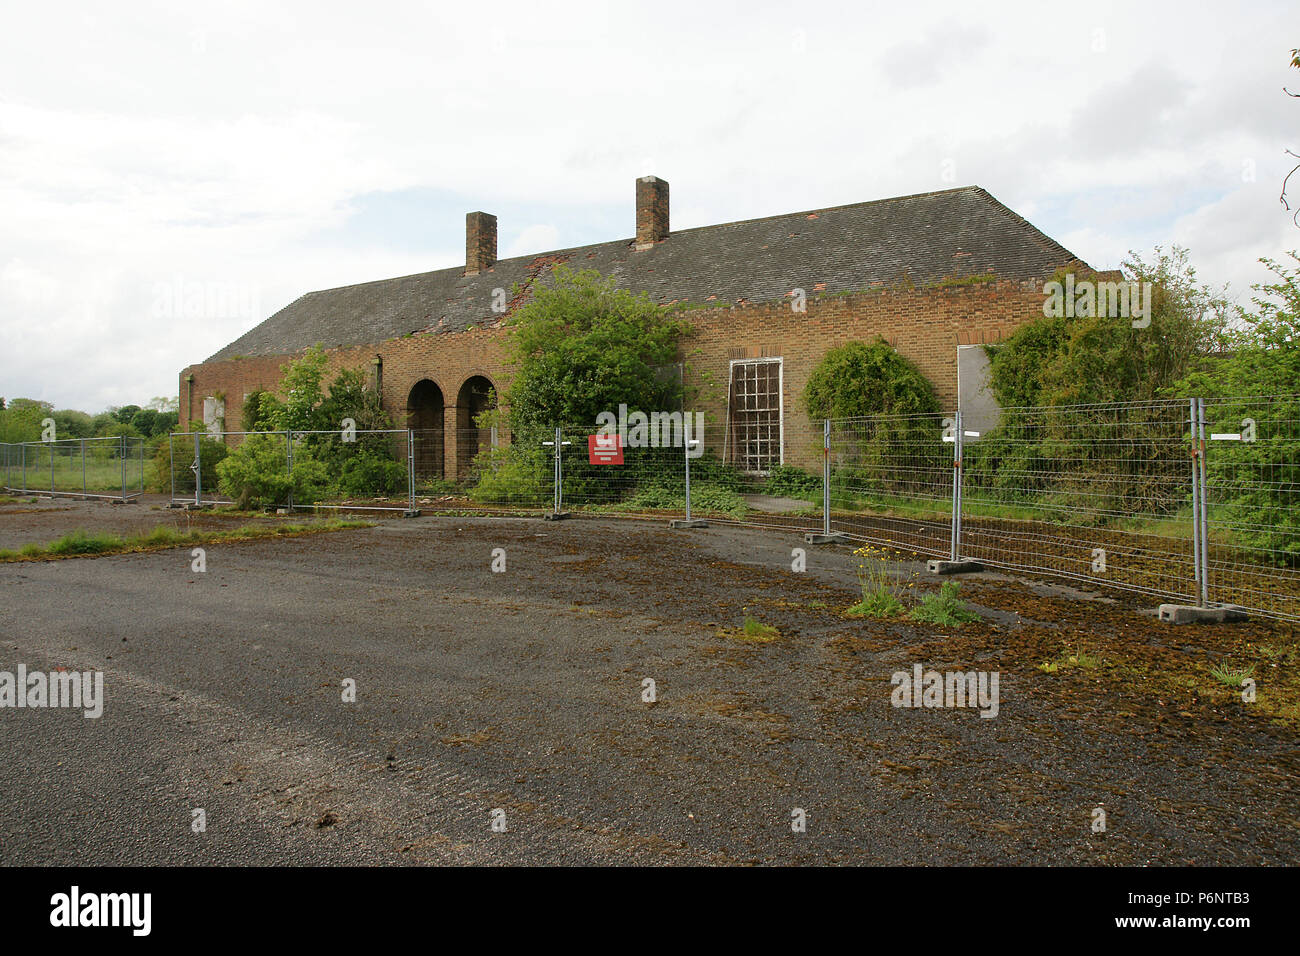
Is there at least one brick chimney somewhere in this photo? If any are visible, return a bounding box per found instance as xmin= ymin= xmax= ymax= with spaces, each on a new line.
xmin=635 ymin=176 xmax=669 ymax=249
xmin=465 ymin=211 xmax=497 ymax=275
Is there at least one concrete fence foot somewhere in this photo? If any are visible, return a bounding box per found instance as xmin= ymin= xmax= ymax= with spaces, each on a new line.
xmin=927 ymin=559 xmax=984 ymax=575
xmin=1157 ymin=604 xmax=1248 ymax=624
xmin=544 ymin=512 xmax=570 ymax=521
xmin=804 ymin=532 xmax=848 ymax=544
xmin=669 ymin=518 xmax=708 ymax=529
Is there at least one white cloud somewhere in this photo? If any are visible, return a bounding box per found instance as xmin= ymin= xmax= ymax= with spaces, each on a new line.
xmin=0 ymin=0 xmax=1297 ymax=411
xmin=503 ymin=225 xmax=561 ymax=259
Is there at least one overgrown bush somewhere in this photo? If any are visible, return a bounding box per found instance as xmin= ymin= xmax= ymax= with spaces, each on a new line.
xmin=805 ymin=338 xmax=940 ymax=420
xmin=501 ymin=266 xmax=690 ymax=436
xmin=467 ymin=445 xmax=551 ymax=505
xmin=150 ymin=428 xmax=228 ymax=495
xmin=215 ymin=433 xmax=328 ymax=509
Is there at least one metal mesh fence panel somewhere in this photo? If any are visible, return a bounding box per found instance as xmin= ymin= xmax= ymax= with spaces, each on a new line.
xmin=557 ymin=424 xmax=690 ymax=519
xmin=1201 ymin=395 xmax=1300 ymax=621
xmin=168 ymin=430 xmax=414 ymax=512
xmin=1 ymin=437 xmax=144 ymax=500
xmin=960 ymin=400 xmax=1197 ymax=602
xmin=827 ymin=413 xmax=953 ymax=557
xmin=445 ymin=426 xmax=552 ymax=511
xmin=144 ymin=396 xmax=1298 ymax=622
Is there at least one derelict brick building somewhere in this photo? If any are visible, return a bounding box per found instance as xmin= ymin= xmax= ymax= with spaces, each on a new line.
xmin=181 ymin=177 xmax=1098 ymax=477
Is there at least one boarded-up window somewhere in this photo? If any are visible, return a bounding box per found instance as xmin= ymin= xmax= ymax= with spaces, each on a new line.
xmin=726 ymin=358 xmax=782 ymax=473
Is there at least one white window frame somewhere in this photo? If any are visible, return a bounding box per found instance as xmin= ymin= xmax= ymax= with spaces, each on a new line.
xmin=724 ymin=356 xmax=784 ymax=474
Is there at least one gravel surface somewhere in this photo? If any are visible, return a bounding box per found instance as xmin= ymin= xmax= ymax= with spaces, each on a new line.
xmin=1 ymin=504 xmax=1297 ymax=865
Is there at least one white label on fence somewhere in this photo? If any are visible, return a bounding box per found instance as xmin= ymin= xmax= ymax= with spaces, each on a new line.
xmin=1210 ymin=433 xmax=1242 ymax=441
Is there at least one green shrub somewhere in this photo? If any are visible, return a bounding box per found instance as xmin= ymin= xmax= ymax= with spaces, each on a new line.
xmin=215 ymin=433 xmax=328 ymax=509
xmin=468 ymin=445 xmax=551 ymax=505
xmin=331 ymin=450 xmax=407 ymax=498
xmin=686 ymin=483 xmax=748 ymax=517
xmin=621 ymin=481 xmax=747 ymax=518
xmin=910 ymin=581 xmax=980 ymax=626
xmin=763 ymin=465 xmax=821 ymax=501
xmin=150 ymin=431 xmax=229 ymax=495
xmin=805 ymin=338 xmax=940 ymax=420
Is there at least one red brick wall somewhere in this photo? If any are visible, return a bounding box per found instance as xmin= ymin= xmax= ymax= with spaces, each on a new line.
xmin=679 ymin=278 xmax=1053 ymax=468
xmin=179 ymin=277 xmax=1054 ymax=476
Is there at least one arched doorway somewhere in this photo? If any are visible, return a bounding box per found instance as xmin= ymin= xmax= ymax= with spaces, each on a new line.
xmin=455 ymin=375 xmax=497 ymax=480
xmin=406 ymin=380 xmax=444 ymax=483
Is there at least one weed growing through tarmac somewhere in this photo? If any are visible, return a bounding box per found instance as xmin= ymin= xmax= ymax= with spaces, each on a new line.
xmin=0 ymin=519 xmax=373 ymax=562
xmin=909 ymin=580 xmax=980 ymax=627
xmin=847 ymin=545 xmax=914 ymax=618
xmin=1037 ymin=646 xmax=1103 ymax=673
xmin=721 ymin=606 xmax=780 ymax=642
xmin=1209 ymin=661 xmax=1256 ymax=689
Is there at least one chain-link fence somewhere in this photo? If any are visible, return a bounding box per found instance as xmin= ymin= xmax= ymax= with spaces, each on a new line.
xmin=1 ymin=437 xmax=146 ymax=500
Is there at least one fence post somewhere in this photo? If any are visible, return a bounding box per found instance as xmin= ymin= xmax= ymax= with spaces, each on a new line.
xmin=823 ymin=419 xmax=832 ymax=537
xmin=542 ymin=426 xmax=569 ymax=520
xmin=50 ymin=439 xmax=55 ymax=494
xmin=684 ymin=425 xmax=693 ymax=522
xmin=553 ymin=426 xmax=563 ymax=516
xmin=407 ymin=429 xmax=416 ymax=514
xmin=193 ymin=432 xmax=201 ymax=506
xmin=169 ymin=434 xmax=175 ymax=504
xmin=669 ymin=418 xmax=708 ymax=529
xmin=22 ymin=442 xmax=27 ymax=493
xmin=286 ymin=430 xmax=294 ymax=512
xmin=81 ymin=439 xmax=87 ymax=495
xmin=1189 ymin=398 xmax=1202 ymax=606
xmin=120 ymin=435 xmax=127 ymax=501
xmin=1197 ymin=397 xmax=1210 ymax=608
xmin=950 ymin=409 xmax=964 ymax=561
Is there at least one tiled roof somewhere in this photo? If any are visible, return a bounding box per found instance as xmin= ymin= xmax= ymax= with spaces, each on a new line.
xmin=206 ymin=185 xmax=1082 ymax=362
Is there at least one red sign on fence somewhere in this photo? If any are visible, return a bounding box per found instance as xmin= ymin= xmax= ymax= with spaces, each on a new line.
xmin=588 ymin=433 xmax=623 ymax=465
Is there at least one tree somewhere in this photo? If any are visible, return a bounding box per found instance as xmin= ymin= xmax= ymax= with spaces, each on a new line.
xmin=0 ymin=399 xmax=53 ymax=442
xmin=986 ymin=247 xmax=1230 ymax=408
xmin=52 ymin=409 xmax=94 ymax=439
xmin=216 ymin=349 xmax=405 ymax=505
xmin=1174 ymin=252 xmax=1300 ymax=565
xmin=129 ymin=408 xmax=159 ymax=437
xmin=804 ymin=339 xmax=943 ymax=500
xmin=1281 ymin=48 xmax=1300 ymax=227
xmin=113 ymin=404 xmax=142 ymax=425
xmin=502 ymin=266 xmax=688 ymax=437
xmin=269 ymin=345 xmax=329 ymax=431
xmin=240 ymin=389 xmax=276 ymax=431
xmin=1177 ymin=252 xmax=1300 ymax=398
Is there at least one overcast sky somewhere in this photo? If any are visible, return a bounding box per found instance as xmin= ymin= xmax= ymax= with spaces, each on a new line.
xmin=1 ymin=0 xmax=1297 ymax=412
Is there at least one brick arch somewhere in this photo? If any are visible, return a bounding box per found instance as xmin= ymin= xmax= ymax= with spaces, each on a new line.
xmin=406 ymin=379 xmax=445 ymax=482
xmin=454 ymin=374 xmax=498 ymax=480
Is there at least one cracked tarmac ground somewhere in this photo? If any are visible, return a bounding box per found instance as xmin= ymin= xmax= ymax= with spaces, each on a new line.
xmin=1 ymin=501 xmax=1298 ymax=864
